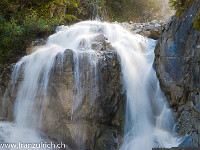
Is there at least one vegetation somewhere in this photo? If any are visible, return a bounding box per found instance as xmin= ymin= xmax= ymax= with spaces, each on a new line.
xmin=169 ymin=0 xmax=194 ymax=16
xmin=193 ymin=11 xmax=200 ymax=31
xmin=0 ymin=0 xmax=167 ymax=67
xmin=105 ymin=0 xmax=163 ymax=22
xmin=0 ymin=12 xmax=63 ymax=63
xmin=169 ymin=0 xmax=199 ymax=32
xmin=0 ymin=0 xmax=80 ymax=64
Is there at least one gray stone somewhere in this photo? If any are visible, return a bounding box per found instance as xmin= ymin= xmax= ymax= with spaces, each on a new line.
xmin=120 ymin=20 xmax=165 ymax=40
xmin=0 ymin=35 xmax=126 ymax=150
xmin=154 ymin=0 xmax=200 ymax=147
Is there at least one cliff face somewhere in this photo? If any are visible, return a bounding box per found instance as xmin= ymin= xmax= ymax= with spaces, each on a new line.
xmin=154 ymin=0 xmax=200 ymax=146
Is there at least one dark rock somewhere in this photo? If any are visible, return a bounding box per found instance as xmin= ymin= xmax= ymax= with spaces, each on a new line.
xmin=154 ymin=0 xmax=200 ymax=147
xmin=0 ymin=64 xmax=15 ymax=121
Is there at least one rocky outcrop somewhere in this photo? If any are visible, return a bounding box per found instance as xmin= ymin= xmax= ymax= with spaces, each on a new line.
xmin=0 ymin=35 xmax=126 ymax=150
xmin=154 ymin=0 xmax=200 ymax=147
xmin=44 ymin=39 xmax=126 ymax=149
xmin=119 ymin=20 xmax=165 ymax=40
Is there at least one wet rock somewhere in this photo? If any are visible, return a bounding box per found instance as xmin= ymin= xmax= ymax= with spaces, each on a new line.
xmin=91 ymin=43 xmax=104 ymax=51
xmin=26 ymin=38 xmax=47 ymax=54
xmin=0 ymin=34 xmax=126 ymax=149
xmin=154 ymin=0 xmax=200 ymax=147
xmin=43 ymin=45 xmax=126 ymax=149
xmin=92 ymin=34 xmax=114 ymax=52
xmin=0 ymin=64 xmax=15 ymax=121
xmin=93 ymin=34 xmax=108 ymax=43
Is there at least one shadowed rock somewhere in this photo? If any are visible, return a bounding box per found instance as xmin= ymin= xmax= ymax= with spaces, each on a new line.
xmin=154 ymin=0 xmax=200 ymax=147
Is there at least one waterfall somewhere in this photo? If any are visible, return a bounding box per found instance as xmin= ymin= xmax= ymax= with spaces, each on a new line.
xmin=0 ymin=21 xmax=179 ymax=149
xmin=110 ymin=24 xmax=179 ymax=150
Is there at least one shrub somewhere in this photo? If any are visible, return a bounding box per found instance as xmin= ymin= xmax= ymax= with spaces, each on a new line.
xmin=0 ymin=16 xmax=25 ymax=63
xmin=23 ymin=11 xmax=64 ymax=36
xmin=0 ymin=12 xmax=63 ymax=64
xmin=0 ymin=0 xmax=78 ymax=64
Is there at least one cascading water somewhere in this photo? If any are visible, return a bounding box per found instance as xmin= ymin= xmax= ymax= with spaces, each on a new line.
xmin=0 ymin=21 xmax=180 ymax=149
xmin=114 ymin=28 xmax=179 ymax=150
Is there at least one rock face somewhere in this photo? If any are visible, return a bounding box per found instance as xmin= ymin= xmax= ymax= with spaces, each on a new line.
xmin=0 ymin=65 xmax=14 ymax=121
xmin=44 ymin=48 xmax=126 ymax=150
xmin=154 ymin=0 xmax=200 ymax=147
xmin=0 ymin=35 xmax=126 ymax=150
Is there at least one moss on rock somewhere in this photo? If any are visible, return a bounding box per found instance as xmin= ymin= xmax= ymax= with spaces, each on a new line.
xmin=193 ymin=11 xmax=200 ymax=31
xmin=169 ymin=0 xmax=194 ymax=17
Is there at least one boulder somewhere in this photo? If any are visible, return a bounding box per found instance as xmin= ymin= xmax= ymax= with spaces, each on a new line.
xmin=43 ymin=44 xmax=126 ymax=149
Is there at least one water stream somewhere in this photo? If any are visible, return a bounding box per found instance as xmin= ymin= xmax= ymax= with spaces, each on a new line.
xmin=0 ymin=21 xmax=179 ymax=149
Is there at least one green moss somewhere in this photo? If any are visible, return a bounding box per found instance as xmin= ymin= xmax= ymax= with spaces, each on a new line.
xmin=169 ymin=0 xmax=194 ymax=17
xmin=193 ymin=11 xmax=200 ymax=31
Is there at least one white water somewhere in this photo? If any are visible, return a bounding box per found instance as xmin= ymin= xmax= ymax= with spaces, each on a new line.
xmin=0 ymin=21 xmax=180 ymax=149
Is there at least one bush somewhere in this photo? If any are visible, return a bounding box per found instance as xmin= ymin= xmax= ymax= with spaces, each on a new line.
xmin=0 ymin=12 xmax=63 ymax=64
xmin=0 ymin=17 xmax=25 ymax=63
xmin=23 ymin=11 xmax=64 ymax=36
xmin=0 ymin=0 xmax=80 ymax=64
